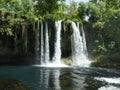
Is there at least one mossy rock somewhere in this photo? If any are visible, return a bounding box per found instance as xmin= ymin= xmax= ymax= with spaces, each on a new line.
xmin=0 ymin=79 xmax=30 ymax=90
xmin=62 ymin=57 xmax=72 ymax=65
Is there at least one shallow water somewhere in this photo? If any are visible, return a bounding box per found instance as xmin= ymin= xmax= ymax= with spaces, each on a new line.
xmin=0 ymin=66 xmax=120 ymax=90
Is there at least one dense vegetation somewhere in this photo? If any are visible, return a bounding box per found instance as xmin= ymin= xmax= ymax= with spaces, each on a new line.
xmin=0 ymin=0 xmax=120 ymax=68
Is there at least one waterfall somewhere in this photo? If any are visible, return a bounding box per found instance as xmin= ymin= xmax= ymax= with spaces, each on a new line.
xmin=38 ymin=21 xmax=67 ymax=67
xmin=77 ymin=22 xmax=80 ymax=30
xmin=52 ymin=21 xmax=62 ymax=64
xmin=71 ymin=22 xmax=90 ymax=66
xmin=40 ymin=22 xmax=44 ymax=64
xmin=44 ymin=22 xmax=50 ymax=64
xmin=82 ymin=25 xmax=88 ymax=55
xmin=35 ymin=20 xmax=89 ymax=67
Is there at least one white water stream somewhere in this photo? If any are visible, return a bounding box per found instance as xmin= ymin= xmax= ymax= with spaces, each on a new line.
xmin=44 ymin=22 xmax=50 ymax=64
xmin=71 ymin=22 xmax=90 ymax=66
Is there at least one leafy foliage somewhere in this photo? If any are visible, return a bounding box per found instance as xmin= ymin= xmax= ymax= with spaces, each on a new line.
xmin=78 ymin=2 xmax=87 ymax=21
xmin=104 ymin=10 xmax=120 ymax=45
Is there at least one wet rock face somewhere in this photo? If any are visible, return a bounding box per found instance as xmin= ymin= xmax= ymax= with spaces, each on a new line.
xmin=61 ymin=20 xmax=73 ymax=57
xmin=62 ymin=20 xmax=73 ymax=36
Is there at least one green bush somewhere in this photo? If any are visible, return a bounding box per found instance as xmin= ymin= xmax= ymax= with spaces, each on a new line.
xmin=91 ymin=53 xmax=120 ymax=69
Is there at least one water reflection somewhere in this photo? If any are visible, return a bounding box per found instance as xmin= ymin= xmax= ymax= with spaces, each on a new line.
xmin=35 ymin=68 xmax=61 ymax=90
xmin=35 ymin=67 xmax=87 ymax=90
xmin=0 ymin=66 xmax=120 ymax=90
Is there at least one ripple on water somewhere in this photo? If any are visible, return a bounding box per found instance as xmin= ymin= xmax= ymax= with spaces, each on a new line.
xmin=94 ymin=77 xmax=120 ymax=84
xmin=98 ymin=85 xmax=120 ymax=90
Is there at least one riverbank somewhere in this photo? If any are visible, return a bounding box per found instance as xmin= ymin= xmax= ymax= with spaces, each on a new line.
xmin=91 ymin=53 xmax=120 ymax=69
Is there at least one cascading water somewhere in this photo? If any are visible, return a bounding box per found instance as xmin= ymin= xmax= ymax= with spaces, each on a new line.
xmin=44 ymin=22 xmax=50 ymax=64
xmin=40 ymin=22 xmax=44 ymax=64
xmin=36 ymin=21 xmax=90 ymax=67
xmin=71 ymin=22 xmax=90 ymax=67
xmin=52 ymin=21 xmax=62 ymax=64
xmin=81 ymin=25 xmax=88 ymax=55
xmin=38 ymin=21 xmax=67 ymax=67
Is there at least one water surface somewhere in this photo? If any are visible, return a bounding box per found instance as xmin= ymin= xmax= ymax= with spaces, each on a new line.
xmin=0 ymin=66 xmax=120 ymax=90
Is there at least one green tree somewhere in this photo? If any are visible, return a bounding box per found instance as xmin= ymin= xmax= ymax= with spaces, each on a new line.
xmin=65 ymin=0 xmax=79 ymax=20
xmin=34 ymin=0 xmax=65 ymax=16
xmin=78 ymin=2 xmax=87 ymax=21
xmin=104 ymin=11 xmax=120 ymax=46
xmin=86 ymin=0 xmax=120 ymax=53
xmin=20 ymin=0 xmax=35 ymax=19
xmin=105 ymin=0 xmax=120 ymax=10
xmin=0 ymin=0 xmax=22 ymax=12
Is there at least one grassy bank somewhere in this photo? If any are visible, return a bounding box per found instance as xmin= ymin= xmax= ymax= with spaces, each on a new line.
xmin=91 ymin=53 xmax=120 ymax=69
